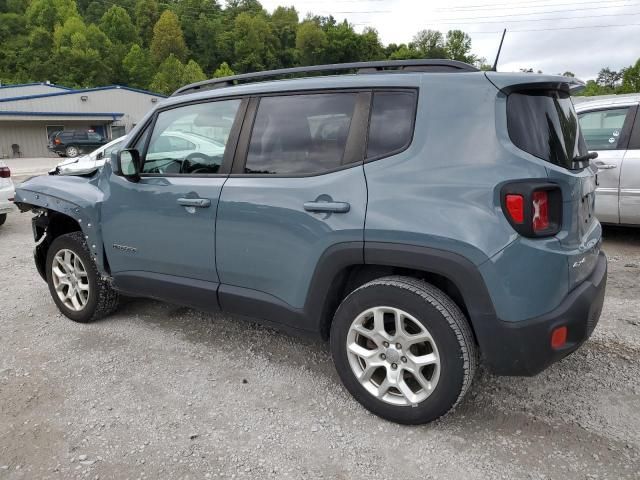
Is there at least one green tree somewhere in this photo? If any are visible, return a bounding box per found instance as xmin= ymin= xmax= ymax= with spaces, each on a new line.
xmin=182 ymin=59 xmax=207 ymax=84
xmin=445 ymin=30 xmax=475 ymax=63
xmin=213 ymin=61 xmax=234 ymax=78
xmin=150 ymin=54 xmax=185 ymax=94
xmin=26 ymin=0 xmax=78 ymax=31
xmin=412 ymin=29 xmax=446 ymax=58
xmin=150 ymin=10 xmax=188 ymax=64
xmin=122 ymin=43 xmax=154 ymax=88
xmin=134 ymin=0 xmax=159 ymax=47
xmin=100 ymin=5 xmax=138 ymax=45
xmin=596 ymin=67 xmax=622 ymax=90
xmin=232 ymin=12 xmax=277 ymax=73
xmin=296 ymin=20 xmax=327 ymax=65
xmin=620 ymin=59 xmax=640 ymax=93
xmin=358 ymin=27 xmax=384 ymax=61
xmin=50 ymin=16 xmax=112 ymax=87
xmin=271 ymin=6 xmax=298 ymax=67
xmin=83 ymin=1 xmax=106 ymax=24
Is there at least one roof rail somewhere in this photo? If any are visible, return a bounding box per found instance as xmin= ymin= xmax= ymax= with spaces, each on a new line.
xmin=171 ymin=59 xmax=479 ymax=97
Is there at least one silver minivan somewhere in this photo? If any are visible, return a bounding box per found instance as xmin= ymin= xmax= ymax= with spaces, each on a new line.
xmin=575 ymin=94 xmax=640 ymax=226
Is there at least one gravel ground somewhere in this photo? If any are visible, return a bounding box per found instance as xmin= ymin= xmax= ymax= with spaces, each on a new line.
xmin=1 ymin=212 xmax=639 ymax=480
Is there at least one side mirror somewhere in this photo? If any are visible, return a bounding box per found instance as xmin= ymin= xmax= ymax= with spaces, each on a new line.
xmin=116 ymin=149 xmax=141 ymax=182
xmin=96 ymin=152 xmax=104 ymax=160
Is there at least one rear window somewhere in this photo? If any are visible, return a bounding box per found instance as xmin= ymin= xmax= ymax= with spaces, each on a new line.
xmin=367 ymin=91 xmax=416 ymax=159
xmin=507 ymin=90 xmax=587 ymax=169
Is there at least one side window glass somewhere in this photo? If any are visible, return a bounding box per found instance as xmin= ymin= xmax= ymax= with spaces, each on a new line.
xmin=74 ymin=132 xmax=88 ymax=141
xmin=104 ymin=141 xmax=123 ymax=158
xmin=578 ymin=107 xmax=630 ymax=150
xmin=142 ymin=99 xmax=241 ymax=175
xmin=88 ymin=132 xmax=102 ymax=141
xmin=367 ymin=91 xmax=417 ymax=159
xmin=246 ymin=93 xmax=357 ymax=175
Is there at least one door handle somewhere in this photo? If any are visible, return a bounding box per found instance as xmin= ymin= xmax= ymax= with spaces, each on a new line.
xmin=177 ymin=197 xmax=211 ymax=208
xmin=593 ymin=161 xmax=617 ymax=170
xmin=303 ymin=201 xmax=350 ymax=213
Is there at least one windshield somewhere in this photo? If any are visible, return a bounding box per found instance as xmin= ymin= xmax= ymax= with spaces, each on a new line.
xmin=507 ymin=90 xmax=588 ymax=169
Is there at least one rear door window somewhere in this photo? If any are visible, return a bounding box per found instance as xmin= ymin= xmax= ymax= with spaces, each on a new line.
xmin=507 ymin=90 xmax=588 ymax=169
xmin=578 ymin=107 xmax=631 ymax=150
xmin=245 ymin=93 xmax=357 ymax=175
xmin=367 ymin=91 xmax=416 ymax=159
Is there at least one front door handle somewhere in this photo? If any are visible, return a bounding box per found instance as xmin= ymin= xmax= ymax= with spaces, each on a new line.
xmin=303 ymin=201 xmax=350 ymax=213
xmin=177 ymin=197 xmax=211 ymax=208
xmin=593 ymin=161 xmax=617 ymax=170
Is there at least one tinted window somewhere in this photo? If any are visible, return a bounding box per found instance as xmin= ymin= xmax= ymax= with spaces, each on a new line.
xmin=88 ymin=132 xmax=102 ymax=141
xmin=578 ymin=107 xmax=630 ymax=150
xmin=74 ymin=131 xmax=88 ymax=140
xmin=142 ymin=99 xmax=240 ymax=175
xmin=60 ymin=132 xmax=73 ymax=141
xmin=507 ymin=90 xmax=587 ymax=169
xmin=246 ymin=93 xmax=357 ymax=175
xmin=367 ymin=91 xmax=416 ymax=159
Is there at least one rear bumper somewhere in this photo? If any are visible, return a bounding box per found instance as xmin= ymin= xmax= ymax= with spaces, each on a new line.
xmin=0 ymin=185 xmax=15 ymax=214
xmin=480 ymin=251 xmax=607 ymax=376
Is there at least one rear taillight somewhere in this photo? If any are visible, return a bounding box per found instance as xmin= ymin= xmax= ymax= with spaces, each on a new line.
xmin=505 ymin=194 xmax=524 ymax=224
xmin=0 ymin=166 xmax=10 ymax=178
xmin=501 ymin=182 xmax=562 ymax=237
xmin=55 ymin=138 xmax=61 ymax=144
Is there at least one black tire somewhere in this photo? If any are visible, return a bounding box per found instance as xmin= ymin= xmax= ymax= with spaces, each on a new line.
xmin=45 ymin=231 xmax=119 ymax=323
xmin=0 ymin=213 xmax=6 ymax=226
xmin=65 ymin=145 xmax=79 ymax=157
xmin=330 ymin=276 xmax=477 ymax=424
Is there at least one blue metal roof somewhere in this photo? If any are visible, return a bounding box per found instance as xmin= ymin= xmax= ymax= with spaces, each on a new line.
xmin=0 ymin=111 xmax=124 ymax=119
xmin=0 ymin=82 xmax=74 ymax=91
xmin=0 ymin=84 xmax=166 ymax=103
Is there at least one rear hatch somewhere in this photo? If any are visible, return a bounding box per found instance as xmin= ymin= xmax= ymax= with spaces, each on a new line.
xmin=487 ymin=72 xmax=601 ymax=290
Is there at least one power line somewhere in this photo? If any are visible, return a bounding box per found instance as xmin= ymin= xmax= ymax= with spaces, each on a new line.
xmin=432 ymin=2 xmax=640 ymax=21
xmin=464 ymin=22 xmax=640 ymax=34
xmin=436 ymin=0 xmax=634 ymax=11
xmin=432 ymin=10 xmax=640 ymax=25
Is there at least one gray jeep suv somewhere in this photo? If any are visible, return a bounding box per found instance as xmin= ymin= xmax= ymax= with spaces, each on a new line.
xmin=15 ymin=60 xmax=606 ymax=424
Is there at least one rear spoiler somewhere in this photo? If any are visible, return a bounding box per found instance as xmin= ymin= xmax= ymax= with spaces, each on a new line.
xmin=485 ymin=72 xmax=586 ymax=96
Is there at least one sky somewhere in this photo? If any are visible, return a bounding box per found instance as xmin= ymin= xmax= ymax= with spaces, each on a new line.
xmin=256 ymin=0 xmax=640 ymax=80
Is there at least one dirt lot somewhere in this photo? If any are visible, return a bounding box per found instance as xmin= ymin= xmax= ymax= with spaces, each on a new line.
xmin=1 ymin=212 xmax=639 ymax=480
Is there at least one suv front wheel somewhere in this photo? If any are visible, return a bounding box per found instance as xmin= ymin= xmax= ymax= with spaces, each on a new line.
xmin=330 ymin=276 xmax=477 ymax=424
xmin=45 ymin=232 xmax=119 ymax=322
xmin=65 ymin=145 xmax=79 ymax=157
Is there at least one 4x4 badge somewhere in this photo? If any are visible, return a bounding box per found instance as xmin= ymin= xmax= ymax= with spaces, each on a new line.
xmin=113 ymin=243 xmax=137 ymax=253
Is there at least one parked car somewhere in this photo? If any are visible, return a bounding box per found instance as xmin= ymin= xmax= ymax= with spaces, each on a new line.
xmin=52 ymin=136 xmax=126 ymax=175
xmin=14 ymin=60 xmax=606 ymax=425
xmin=48 ymin=130 xmax=107 ymax=158
xmin=0 ymin=160 xmax=15 ymax=227
xmin=575 ymin=95 xmax=640 ymax=226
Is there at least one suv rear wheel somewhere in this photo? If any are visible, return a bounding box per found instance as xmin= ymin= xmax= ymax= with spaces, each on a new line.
xmin=65 ymin=145 xmax=79 ymax=157
xmin=330 ymin=276 xmax=477 ymax=424
xmin=0 ymin=213 xmax=6 ymax=226
xmin=45 ymin=232 xmax=119 ymax=323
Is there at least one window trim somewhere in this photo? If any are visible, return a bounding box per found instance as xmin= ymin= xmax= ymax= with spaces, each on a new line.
xmin=45 ymin=124 xmax=64 ymax=141
xmin=231 ymin=88 xmax=374 ymax=178
xmin=577 ymin=104 xmax=637 ymax=152
xmin=629 ymin=104 xmax=640 ymax=150
xmin=364 ymin=88 xmax=419 ymax=164
xmin=129 ymin=96 xmax=249 ymax=178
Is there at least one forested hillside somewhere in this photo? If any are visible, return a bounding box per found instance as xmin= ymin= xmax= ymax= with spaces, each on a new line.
xmin=0 ymin=0 xmax=638 ymax=96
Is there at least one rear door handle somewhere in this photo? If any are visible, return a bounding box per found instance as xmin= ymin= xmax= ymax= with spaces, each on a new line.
xmin=593 ymin=161 xmax=617 ymax=170
xmin=303 ymin=201 xmax=350 ymax=213
xmin=177 ymin=197 xmax=211 ymax=208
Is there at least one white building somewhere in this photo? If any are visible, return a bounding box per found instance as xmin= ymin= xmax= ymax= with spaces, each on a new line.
xmin=0 ymin=83 xmax=165 ymax=157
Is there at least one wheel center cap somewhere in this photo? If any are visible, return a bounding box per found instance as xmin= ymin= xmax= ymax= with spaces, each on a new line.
xmin=385 ymin=348 xmax=400 ymax=364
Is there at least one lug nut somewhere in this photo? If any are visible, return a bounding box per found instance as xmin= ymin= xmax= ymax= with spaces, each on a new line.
xmin=401 ymin=356 xmax=407 ymax=363
xmin=396 ymin=343 xmax=402 ymax=349
xmin=380 ymin=353 xmax=386 ymax=360
xmin=383 ymin=341 xmax=389 ymax=348
xmin=391 ymin=363 xmax=398 ymax=369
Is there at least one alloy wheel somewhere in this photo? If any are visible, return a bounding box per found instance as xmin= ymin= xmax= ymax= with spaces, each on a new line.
xmin=51 ymin=249 xmax=90 ymax=311
xmin=346 ymin=306 xmax=441 ymax=407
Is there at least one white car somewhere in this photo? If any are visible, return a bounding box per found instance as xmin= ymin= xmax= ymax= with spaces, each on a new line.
xmin=575 ymin=94 xmax=640 ymax=226
xmin=52 ymin=136 xmax=126 ymax=175
xmin=0 ymin=160 xmax=15 ymax=227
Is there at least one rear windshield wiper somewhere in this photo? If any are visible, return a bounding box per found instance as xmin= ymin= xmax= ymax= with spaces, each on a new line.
xmin=573 ymin=152 xmax=598 ymax=163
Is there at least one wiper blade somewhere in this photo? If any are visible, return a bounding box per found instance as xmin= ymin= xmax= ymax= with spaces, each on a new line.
xmin=573 ymin=151 xmax=598 ymax=163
